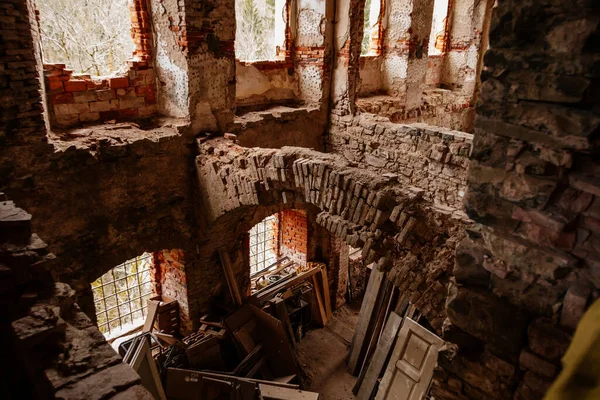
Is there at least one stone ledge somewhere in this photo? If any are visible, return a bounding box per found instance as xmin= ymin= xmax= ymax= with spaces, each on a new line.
xmin=47 ymin=117 xmax=190 ymax=153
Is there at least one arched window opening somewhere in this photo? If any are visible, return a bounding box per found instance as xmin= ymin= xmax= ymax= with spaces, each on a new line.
xmin=91 ymin=253 xmax=156 ymax=338
xmin=249 ymin=214 xmax=280 ymax=274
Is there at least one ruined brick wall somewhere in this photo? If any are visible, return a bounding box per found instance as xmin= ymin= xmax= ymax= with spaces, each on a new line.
xmin=39 ymin=0 xmax=158 ymax=129
xmin=329 ymin=113 xmax=472 ymax=208
xmin=280 ymin=209 xmax=308 ymax=265
xmin=435 ymin=1 xmax=600 ymax=399
xmin=44 ymin=63 xmax=157 ymax=128
xmin=355 ymin=90 xmax=473 ymax=131
xmin=153 ymin=249 xmax=192 ymax=334
xmin=2 ymin=197 xmax=153 ymax=399
xmin=353 ymin=0 xmax=491 ymax=132
xmin=194 ymin=138 xmax=469 ymax=324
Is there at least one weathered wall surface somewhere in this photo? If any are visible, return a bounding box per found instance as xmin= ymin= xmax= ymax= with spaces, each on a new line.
xmin=236 ymin=62 xmax=299 ymax=108
xmin=435 ymin=1 xmax=600 ymax=399
xmin=280 ymin=209 xmax=309 ymax=265
xmin=2 ymin=198 xmax=153 ymax=399
xmin=329 ymin=113 xmax=473 ymax=208
xmin=195 ymin=138 xmax=468 ymax=331
xmin=230 ymin=106 xmax=328 ymax=150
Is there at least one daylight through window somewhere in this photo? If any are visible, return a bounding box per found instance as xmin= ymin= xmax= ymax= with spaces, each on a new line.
xmin=37 ymin=0 xmax=136 ymax=76
xmin=91 ymin=253 xmax=155 ymax=338
xmin=361 ymin=0 xmax=382 ymax=56
xmin=249 ymin=214 xmax=279 ymax=274
xmin=428 ymin=0 xmax=450 ymax=56
xmin=235 ymin=0 xmax=287 ymax=62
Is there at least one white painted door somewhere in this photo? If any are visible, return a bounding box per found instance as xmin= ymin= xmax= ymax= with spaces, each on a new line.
xmin=375 ymin=317 xmax=443 ymax=400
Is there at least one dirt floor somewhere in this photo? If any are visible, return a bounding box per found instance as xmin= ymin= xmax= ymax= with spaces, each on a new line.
xmin=297 ymin=301 xmax=362 ymax=399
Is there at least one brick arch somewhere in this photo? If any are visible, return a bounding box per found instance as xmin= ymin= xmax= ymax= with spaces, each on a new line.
xmin=194 ymin=138 xmax=470 ymax=331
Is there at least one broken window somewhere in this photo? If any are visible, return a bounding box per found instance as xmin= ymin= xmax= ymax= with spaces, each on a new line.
xmin=427 ymin=0 xmax=450 ymax=56
xmin=361 ymin=0 xmax=383 ymax=56
xmin=249 ymin=214 xmax=279 ymax=274
xmin=36 ymin=0 xmax=136 ymax=76
xmin=91 ymin=253 xmax=155 ymax=337
xmin=235 ymin=0 xmax=287 ymax=62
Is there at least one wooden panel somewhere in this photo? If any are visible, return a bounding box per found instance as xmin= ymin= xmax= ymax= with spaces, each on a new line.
xmin=348 ymin=267 xmax=386 ymax=375
xmin=258 ymin=384 xmax=320 ymax=400
xmin=375 ymin=318 xmax=442 ymax=400
xmin=357 ymin=312 xmax=403 ymax=400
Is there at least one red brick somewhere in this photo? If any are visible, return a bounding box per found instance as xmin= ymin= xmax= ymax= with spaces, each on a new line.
xmin=48 ymin=80 xmax=63 ymax=91
xmin=50 ymin=92 xmax=74 ymax=104
xmin=135 ymin=85 xmax=154 ymax=97
xmin=109 ymin=77 xmax=129 ymax=89
xmin=64 ymin=80 xmax=87 ymax=92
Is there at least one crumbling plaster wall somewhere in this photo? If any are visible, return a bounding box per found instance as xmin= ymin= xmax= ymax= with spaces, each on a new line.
xmin=236 ymin=63 xmax=299 ymax=108
xmin=352 ymin=0 xmax=493 ymax=132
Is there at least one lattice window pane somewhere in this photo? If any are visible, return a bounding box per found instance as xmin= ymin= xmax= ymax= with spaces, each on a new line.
xmin=91 ymin=253 xmax=155 ymax=337
xmin=249 ymin=214 xmax=279 ymax=275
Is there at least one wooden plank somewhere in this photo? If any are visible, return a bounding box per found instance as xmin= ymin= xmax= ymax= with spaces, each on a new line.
xmin=319 ymin=265 xmax=332 ymax=320
xmin=245 ymin=355 xmax=267 ymax=378
xmin=356 ymin=312 xmax=403 ymax=400
xmin=353 ymin=281 xmax=393 ymax=394
xmin=131 ymin=337 xmax=167 ymax=400
xmin=142 ymin=300 xmax=159 ymax=332
xmin=219 ymin=248 xmax=243 ymax=306
xmin=195 ymin=370 xmax=300 ymax=389
xmin=347 ymin=266 xmax=386 ymax=375
xmin=258 ymin=384 xmax=320 ymax=400
xmin=270 ymin=297 xmax=297 ymax=348
xmin=252 ymin=267 xmax=320 ymax=303
xmin=311 ymin=274 xmax=328 ymax=326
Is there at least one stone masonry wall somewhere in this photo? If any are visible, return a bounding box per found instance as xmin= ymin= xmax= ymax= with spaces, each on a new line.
xmin=329 ymin=113 xmax=473 ymax=208
xmin=435 ymin=1 xmax=600 ymax=400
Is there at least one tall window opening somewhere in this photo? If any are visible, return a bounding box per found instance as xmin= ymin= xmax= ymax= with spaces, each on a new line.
xmin=361 ymin=0 xmax=383 ymax=56
xmin=37 ymin=0 xmax=136 ymax=76
xmin=235 ymin=0 xmax=287 ymax=61
xmin=249 ymin=214 xmax=280 ymax=274
xmin=427 ymin=0 xmax=450 ymax=56
xmin=91 ymin=253 xmax=155 ymax=338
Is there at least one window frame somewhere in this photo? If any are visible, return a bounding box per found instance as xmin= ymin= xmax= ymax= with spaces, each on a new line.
xmin=248 ymin=214 xmax=280 ymax=276
xmin=234 ymin=0 xmax=293 ymax=65
xmin=91 ymin=253 xmax=156 ymax=338
xmin=360 ymin=0 xmax=385 ymax=58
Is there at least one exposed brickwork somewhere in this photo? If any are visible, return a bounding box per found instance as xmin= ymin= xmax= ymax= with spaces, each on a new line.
xmin=38 ymin=0 xmax=157 ymax=129
xmin=329 ymin=113 xmax=472 ymax=208
xmin=153 ymin=249 xmax=192 ymax=334
xmin=280 ymin=209 xmax=308 ymax=265
xmin=44 ymin=63 xmax=157 ymax=128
